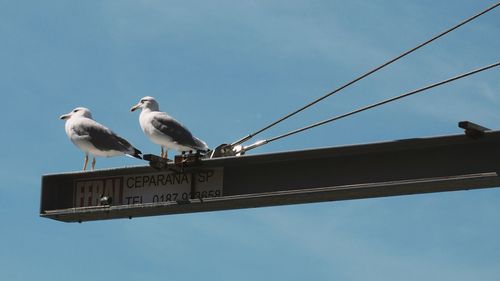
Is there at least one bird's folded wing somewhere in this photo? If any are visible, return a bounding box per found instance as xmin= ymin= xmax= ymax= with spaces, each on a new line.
xmin=74 ymin=123 xmax=132 ymax=152
xmin=151 ymin=114 xmax=200 ymax=148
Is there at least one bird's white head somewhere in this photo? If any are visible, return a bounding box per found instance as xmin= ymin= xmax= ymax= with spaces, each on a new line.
xmin=59 ymin=107 xmax=93 ymax=120
xmin=130 ymin=96 xmax=160 ymax=112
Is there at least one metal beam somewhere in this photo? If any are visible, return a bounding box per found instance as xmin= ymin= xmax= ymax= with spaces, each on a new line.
xmin=40 ymin=130 xmax=500 ymax=222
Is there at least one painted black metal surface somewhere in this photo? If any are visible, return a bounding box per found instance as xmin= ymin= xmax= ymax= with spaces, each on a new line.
xmin=41 ymin=131 xmax=500 ymax=222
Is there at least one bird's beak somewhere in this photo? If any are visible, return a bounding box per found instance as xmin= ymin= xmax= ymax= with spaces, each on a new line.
xmin=59 ymin=113 xmax=71 ymax=120
xmin=130 ymin=103 xmax=141 ymax=112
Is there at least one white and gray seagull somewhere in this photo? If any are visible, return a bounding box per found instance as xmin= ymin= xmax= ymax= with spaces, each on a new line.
xmin=130 ymin=96 xmax=208 ymax=159
xmin=60 ymin=107 xmax=142 ymax=171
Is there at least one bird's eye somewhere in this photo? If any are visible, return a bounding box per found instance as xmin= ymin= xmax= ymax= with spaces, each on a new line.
xmin=73 ymin=109 xmax=78 ymax=113
xmin=140 ymin=100 xmax=145 ymax=103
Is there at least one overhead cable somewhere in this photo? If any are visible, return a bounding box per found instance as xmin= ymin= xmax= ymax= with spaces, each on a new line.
xmin=230 ymin=2 xmax=500 ymax=148
xmin=239 ymin=61 xmax=500 ymax=153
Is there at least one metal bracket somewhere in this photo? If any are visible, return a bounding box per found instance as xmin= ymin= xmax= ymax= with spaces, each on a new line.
xmin=144 ymin=151 xmax=206 ymax=173
xmin=143 ymin=154 xmax=170 ymax=170
xmin=208 ymin=140 xmax=267 ymax=159
xmin=207 ymin=144 xmax=244 ymax=158
xmin=458 ymin=121 xmax=491 ymax=139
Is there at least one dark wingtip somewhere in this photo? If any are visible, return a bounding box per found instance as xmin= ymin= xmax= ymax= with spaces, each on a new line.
xmin=132 ymin=148 xmax=143 ymax=159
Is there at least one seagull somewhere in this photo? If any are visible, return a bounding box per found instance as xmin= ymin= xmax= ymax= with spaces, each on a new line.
xmin=60 ymin=107 xmax=142 ymax=171
xmin=130 ymin=96 xmax=208 ymax=159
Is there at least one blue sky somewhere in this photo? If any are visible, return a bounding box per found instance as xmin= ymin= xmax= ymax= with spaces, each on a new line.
xmin=1 ymin=1 xmax=499 ymax=280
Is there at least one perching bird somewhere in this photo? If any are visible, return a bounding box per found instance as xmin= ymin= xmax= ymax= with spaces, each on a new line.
xmin=130 ymin=96 xmax=208 ymax=159
xmin=60 ymin=107 xmax=142 ymax=171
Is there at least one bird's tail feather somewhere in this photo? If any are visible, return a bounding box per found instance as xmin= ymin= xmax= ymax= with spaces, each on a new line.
xmin=194 ymin=137 xmax=209 ymax=151
xmin=129 ymin=147 xmax=143 ymax=159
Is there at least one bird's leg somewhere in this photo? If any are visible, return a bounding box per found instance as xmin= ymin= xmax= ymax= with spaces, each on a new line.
xmin=165 ymin=149 xmax=168 ymax=160
xmin=160 ymin=146 xmax=164 ymax=158
xmin=83 ymin=154 xmax=88 ymax=171
xmin=91 ymin=156 xmax=96 ymax=171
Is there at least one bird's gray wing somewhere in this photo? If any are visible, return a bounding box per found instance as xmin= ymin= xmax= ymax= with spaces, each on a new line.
xmin=151 ymin=114 xmax=201 ymax=149
xmin=74 ymin=123 xmax=133 ymax=153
